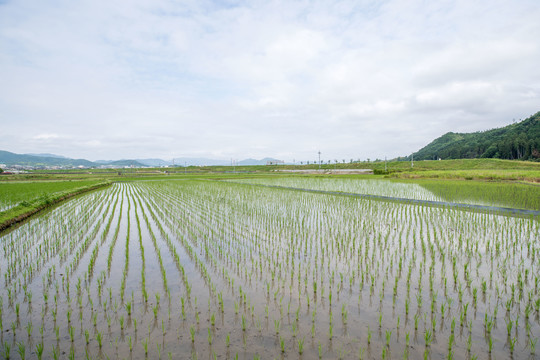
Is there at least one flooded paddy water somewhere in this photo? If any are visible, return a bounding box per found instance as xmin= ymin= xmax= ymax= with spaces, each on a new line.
xmin=0 ymin=179 xmax=538 ymax=359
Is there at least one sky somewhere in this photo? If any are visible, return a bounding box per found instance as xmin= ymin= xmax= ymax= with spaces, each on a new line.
xmin=1 ymin=0 xmax=539 ymax=162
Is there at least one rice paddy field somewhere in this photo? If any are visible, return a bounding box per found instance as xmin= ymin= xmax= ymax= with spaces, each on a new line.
xmin=0 ymin=181 xmax=105 ymax=213
xmin=0 ymin=178 xmax=538 ymax=359
xmin=227 ymin=177 xmax=540 ymax=210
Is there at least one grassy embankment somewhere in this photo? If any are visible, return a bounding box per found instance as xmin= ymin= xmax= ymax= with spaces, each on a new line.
xmin=0 ymin=180 xmax=111 ymax=231
xmin=384 ymin=159 xmax=540 ymax=182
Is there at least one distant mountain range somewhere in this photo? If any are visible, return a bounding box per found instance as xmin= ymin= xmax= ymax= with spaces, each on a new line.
xmin=0 ymin=150 xmax=96 ymax=167
xmin=412 ymin=111 xmax=540 ymax=161
xmin=26 ymin=153 xmax=69 ymax=159
xmin=0 ymin=150 xmax=281 ymax=168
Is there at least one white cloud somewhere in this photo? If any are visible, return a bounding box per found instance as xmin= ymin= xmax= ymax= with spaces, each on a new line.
xmin=32 ymin=133 xmax=60 ymax=140
xmin=1 ymin=0 xmax=539 ymax=161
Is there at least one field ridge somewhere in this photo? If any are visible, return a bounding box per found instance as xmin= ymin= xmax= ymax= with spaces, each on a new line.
xmin=223 ymin=180 xmax=540 ymax=216
xmin=0 ymin=181 xmax=112 ymax=232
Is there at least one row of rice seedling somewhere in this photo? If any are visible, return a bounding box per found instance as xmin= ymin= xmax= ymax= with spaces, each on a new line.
xmin=0 ymin=185 xmax=120 ymax=359
xmin=227 ymin=177 xmax=445 ymax=202
xmin=129 ymin=180 xmax=539 ymax=359
xmin=2 ymin=188 xmax=113 ymax=300
xmin=227 ymin=176 xmax=540 ymax=209
xmin=0 ymin=179 xmax=537 ymax=359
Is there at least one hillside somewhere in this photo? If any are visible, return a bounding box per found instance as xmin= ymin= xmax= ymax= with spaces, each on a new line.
xmin=0 ymin=150 xmax=95 ymax=167
xmin=413 ymin=112 xmax=540 ymax=161
xmin=0 ymin=150 xmax=283 ymax=168
xmin=95 ymin=159 xmax=146 ymax=167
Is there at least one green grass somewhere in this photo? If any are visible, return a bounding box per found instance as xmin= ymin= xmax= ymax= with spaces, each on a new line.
xmin=0 ymin=180 xmax=111 ymax=231
xmin=377 ymin=158 xmax=540 ymax=171
xmin=0 ymin=180 xmax=104 ymax=211
xmin=415 ymin=179 xmax=540 ymax=210
xmin=227 ymin=177 xmax=540 ymax=210
xmin=391 ymin=169 xmax=540 ymax=182
xmin=3 ymin=158 xmax=539 ymax=182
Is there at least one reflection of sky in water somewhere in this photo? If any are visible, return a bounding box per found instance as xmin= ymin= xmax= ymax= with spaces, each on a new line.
xmin=0 ymin=181 xmax=537 ymax=360
xmin=0 ymin=202 xmax=15 ymax=212
xmin=230 ymin=178 xmax=445 ymax=202
xmin=229 ymin=178 xmax=527 ymax=209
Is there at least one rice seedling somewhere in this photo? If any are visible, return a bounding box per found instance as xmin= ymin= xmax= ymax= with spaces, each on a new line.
xmin=425 ymin=329 xmax=433 ymax=347
xmin=3 ymin=342 xmax=10 ymax=359
xmin=298 ymin=337 xmax=305 ymax=354
xmin=509 ymin=337 xmax=517 ymax=354
xmin=143 ymin=338 xmax=149 ymax=356
xmin=190 ymin=326 xmax=195 ymax=342
xmin=530 ymin=338 xmax=538 ymax=354
xmin=69 ymin=325 xmax=75 ymax=343
xmin=0 ymin=178 xmax=536 ymax=359
xmin=16 ymin=342 xmax=25 ymax=360
xmin=25 ymin=321 xmax=32 ymax=338
xmin=50 ymin=345 xmax=59 ymax=360
xmin=34 ymin=342 xmax=44 ymax=360
xmin=125 ymin=301 xmax=132 ymax=316
xmin=96 ymin=331 xmax=103 ymax=348
xmin=274 ymin=319 xmax=280 ymax=335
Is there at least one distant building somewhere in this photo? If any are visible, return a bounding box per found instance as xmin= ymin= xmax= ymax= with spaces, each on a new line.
xmin=266 ymin=160 xmax=284 ymax=165
xmin=278 ymin=169 xmax=373 ymax=175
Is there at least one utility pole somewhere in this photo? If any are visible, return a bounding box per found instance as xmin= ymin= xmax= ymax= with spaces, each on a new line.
xmin=411 ymin=154 xmax=414 ymax=168
xmin=385 ymin=157 xmax=387 ymax=173
xmin=318 ymin=151 xmax=321 ymax=170
xmin=184 ymin=161 xmax=186 ymax=174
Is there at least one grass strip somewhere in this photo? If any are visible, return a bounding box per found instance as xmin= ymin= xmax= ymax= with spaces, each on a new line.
xmin=0 ymin=181 xmax=111 ymax=232
xmin=223 ymin=180 xmax=540 ymax=217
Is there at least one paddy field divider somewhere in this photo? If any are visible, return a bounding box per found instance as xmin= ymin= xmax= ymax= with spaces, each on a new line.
xmin=0 ymin=181 xmax=112 ymax=232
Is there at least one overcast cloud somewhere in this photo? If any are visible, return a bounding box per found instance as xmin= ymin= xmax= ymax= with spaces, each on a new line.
xmin=1 ymin=0 xmax=539 ymax=162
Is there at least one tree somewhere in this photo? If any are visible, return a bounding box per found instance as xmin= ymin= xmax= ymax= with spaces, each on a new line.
xmin=411 ymin=111 xmax=540 ymax=160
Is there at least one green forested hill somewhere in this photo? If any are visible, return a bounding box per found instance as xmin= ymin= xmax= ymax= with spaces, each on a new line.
xmin=0 ymin=150 xmax=96 ymax=167
xmin=413 ymin=112 xmax=540 ymax=161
